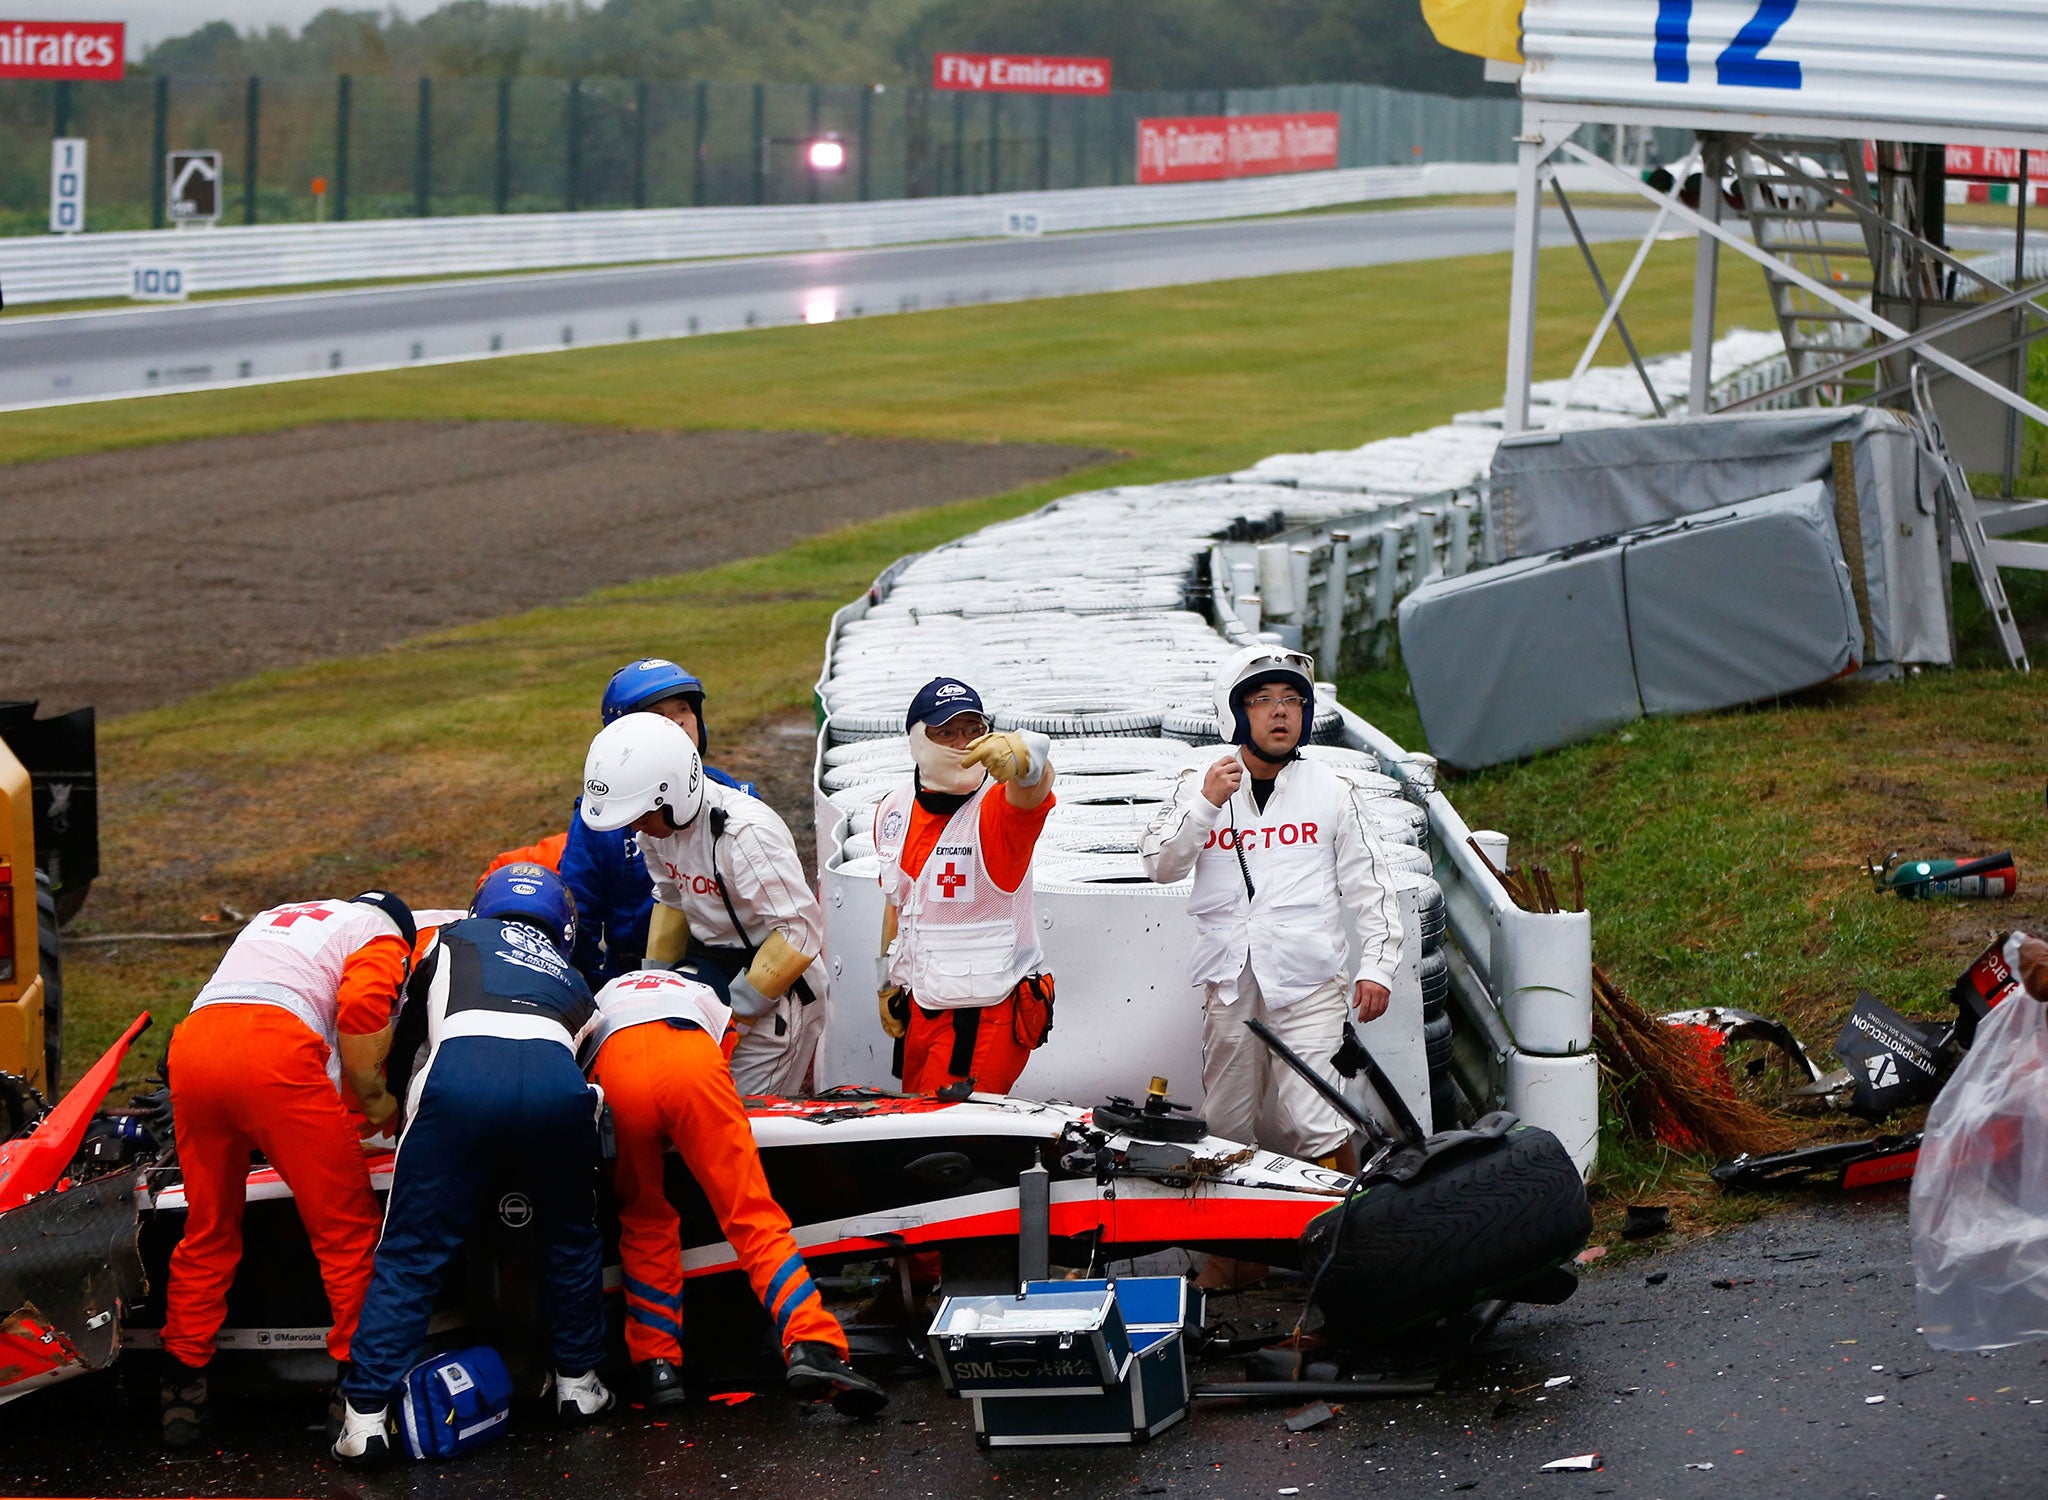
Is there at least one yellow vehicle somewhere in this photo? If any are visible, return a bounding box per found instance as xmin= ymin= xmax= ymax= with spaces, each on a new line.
xmin=0 ymin=733 xmax=53 ymax=1095
xmin=0 ymin=700 xmax=89 ymax=1102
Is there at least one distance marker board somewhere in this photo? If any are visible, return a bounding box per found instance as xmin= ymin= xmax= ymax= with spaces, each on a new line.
xmin=167 ymin=150 xmax=221 ymax=223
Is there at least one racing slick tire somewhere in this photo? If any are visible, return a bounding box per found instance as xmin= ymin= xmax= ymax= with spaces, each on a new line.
xmin=1301 ymin=1119 xmax=1590 ymax=1340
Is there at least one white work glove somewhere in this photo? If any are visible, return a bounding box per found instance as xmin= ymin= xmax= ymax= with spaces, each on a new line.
xmin=727 ymin=971 xmax=778 ymax=1023
xmin=963 ymin=729 xmax=1052 ymax=787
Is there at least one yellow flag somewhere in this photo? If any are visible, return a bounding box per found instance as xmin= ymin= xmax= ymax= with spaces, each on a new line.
xmin=1420 ymin=0 xmax=1523 ymax=64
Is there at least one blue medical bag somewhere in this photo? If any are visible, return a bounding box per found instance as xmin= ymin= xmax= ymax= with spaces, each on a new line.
xmin=399 ymin=1345 xmax=513 ymax=1460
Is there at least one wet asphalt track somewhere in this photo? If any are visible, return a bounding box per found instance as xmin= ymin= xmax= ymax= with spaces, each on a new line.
xmin=0 ymin=204 xmax=1656 ymax=410
xmin=4 ymin=1192 xmax=2040 ymax=1498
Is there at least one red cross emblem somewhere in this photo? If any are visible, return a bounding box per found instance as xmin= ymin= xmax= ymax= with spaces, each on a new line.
xmin=935 ymin=862 xmax=968 ymax=899
xmin=267 ymin=902 xmax=333 ymax=929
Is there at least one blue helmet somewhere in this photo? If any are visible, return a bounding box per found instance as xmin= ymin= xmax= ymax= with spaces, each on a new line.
xmin=601 ymin=658 xmax=705 ymax=727
xmin=471 ymin=862 xmax=577 ymax=957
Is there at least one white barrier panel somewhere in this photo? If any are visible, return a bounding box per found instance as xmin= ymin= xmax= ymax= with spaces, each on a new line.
xmin=0 ymin=161 xmax=1613 ymax=307
xmin=816 ymin=822 xmax=1434 ymax=1134
xmin=1505 ymin=1051 xmax=1600 ymax=1174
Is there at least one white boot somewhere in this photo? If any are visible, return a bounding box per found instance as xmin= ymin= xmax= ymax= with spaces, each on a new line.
xmin=331 ymin=1401 xmax=392 ymax=1466
xmin=552 ymin=1368 xmax=615 ymax=1423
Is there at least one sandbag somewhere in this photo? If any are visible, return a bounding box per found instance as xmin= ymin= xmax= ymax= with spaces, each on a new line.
xmin=1302 ymin=1115 xmax=1590 ymax=1338
xmin=1911 ymin=994 xmax=2048 ymax=1350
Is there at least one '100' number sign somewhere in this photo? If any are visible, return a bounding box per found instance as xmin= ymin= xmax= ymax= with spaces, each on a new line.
xmin=1655 ymin=0 xmax=1801 ymax=89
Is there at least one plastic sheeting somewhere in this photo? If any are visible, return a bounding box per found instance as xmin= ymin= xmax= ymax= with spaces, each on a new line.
xmin=1913 ymin=994 xmax=2048 ymax=1351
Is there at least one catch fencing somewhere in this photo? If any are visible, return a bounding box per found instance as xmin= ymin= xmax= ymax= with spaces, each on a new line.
xmin=0 ymin=75 xmax=1519 ymax=236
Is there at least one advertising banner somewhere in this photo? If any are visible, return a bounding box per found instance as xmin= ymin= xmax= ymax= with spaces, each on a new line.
xmin=932 ymin=52 xmax=1111 ymax=95
xmin=1859 ymin=141 xmax=2048 ymax=181
xmin=1136 ymin=112 xmax=1341 ymax=185
xmin=1943 ymin=144 xmax=2048 ymax=182
xmin=0 ymin=20 xmax=123 ymax=80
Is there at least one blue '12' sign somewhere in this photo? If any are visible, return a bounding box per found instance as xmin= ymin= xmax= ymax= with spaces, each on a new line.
xmin=1655 ymin=0 xmax=1803 ymax=89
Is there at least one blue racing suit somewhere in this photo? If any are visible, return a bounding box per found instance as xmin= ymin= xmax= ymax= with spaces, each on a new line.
xmin=559 ymin=766 xmax=758 ymax=987
xmin=343 ymin=917 xmax=604 ymax=1406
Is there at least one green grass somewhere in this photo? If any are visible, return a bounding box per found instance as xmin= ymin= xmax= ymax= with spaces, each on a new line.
xmin=17 ymin=234 xmax=1782 ymax=1087
xmin=1336 ymin=347 xmax=2048 ymax=1218
xmin=0 ymin=234 xmax=1768 ymax=471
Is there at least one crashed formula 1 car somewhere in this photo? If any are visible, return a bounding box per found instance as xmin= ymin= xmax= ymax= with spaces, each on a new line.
xmin=4 ymin=1019 xmax=1591 ymax=1406
xmin=0 ymin=1015 xmax=153 ymax=1406
xmin=118 ymin=1089 xmax=1354 ymax=1379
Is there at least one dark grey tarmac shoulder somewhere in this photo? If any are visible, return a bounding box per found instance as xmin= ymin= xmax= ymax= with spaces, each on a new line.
xmin=2 ymin=1193 xmax=2040 ymax=1497
xmin=0 ymin=205 xmax=1653 ymax=411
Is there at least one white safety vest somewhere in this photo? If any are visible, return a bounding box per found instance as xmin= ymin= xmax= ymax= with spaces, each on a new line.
xmin=1182 ymin=759 xmax=1362 ymax=1005
xmin=583 ymin=969 xmax=733 ymax=1064
xmin=190 ymin=899 xmax=405 ymax=1052
xmin=874 ymin=781 xmax=1043 ymax=1009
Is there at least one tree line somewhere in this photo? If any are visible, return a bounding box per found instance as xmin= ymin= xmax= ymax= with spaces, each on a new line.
xmin=142 ymin=0 xmax=1498 ymax=98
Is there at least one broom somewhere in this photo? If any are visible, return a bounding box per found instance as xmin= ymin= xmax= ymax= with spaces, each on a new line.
xmin=1591 ymin=964 xmax=1800 ymax=1159
xmin=1468 ymin=838 xmax=1798 ymax=1160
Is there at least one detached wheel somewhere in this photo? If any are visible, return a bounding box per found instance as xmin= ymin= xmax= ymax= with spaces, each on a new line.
xmin=1302 ymin=1123 xmax=1591 ymax=1338
xmin=37 ymin=870 xmax=61 ymax=1098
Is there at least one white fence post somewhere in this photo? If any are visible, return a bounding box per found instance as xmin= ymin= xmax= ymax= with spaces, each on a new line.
xmin=1446 ymin=499 xmax=1472 ymax=577
xmin=1410 ymin=509 xmax=1440 ymax=588
xmin=1372 ymin=524 xmax=1403 ymax=624
xmin=1322 ymin=529 xmax=1351 ymax=669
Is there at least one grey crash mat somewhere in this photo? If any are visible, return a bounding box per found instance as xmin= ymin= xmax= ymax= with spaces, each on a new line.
xmin=1399 ymin=481 xmax=1863 ymax=769
xmin=1488 ymin=407 xmax=1949 ymax=667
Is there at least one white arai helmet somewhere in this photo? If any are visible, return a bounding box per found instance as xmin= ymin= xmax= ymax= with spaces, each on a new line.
xmin=1213 ymin=644 xmax=1316 ymax=752
xmin=578 ymin=713 xmax=706 ymax=833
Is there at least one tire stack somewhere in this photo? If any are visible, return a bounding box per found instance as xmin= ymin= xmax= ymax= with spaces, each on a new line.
xmin=1404 ymin=872 xmax=1457 ymax=1131
xmin=813 ymin=473 xmax=1469 ymax=1117
xmin=1158 ymin=708 xmax=1220 ymax=744
xmin=992 ymin=703 xmax=1163 ymax=739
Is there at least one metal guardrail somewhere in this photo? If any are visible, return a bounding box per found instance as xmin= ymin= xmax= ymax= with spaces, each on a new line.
xmin=0 ymin=161 xmax=1582 ymax=307
xmin=1204 ymin=487 xmax=1494 ymax=669
xmin=1710 ymin=351 xmax=1798 ymax=410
